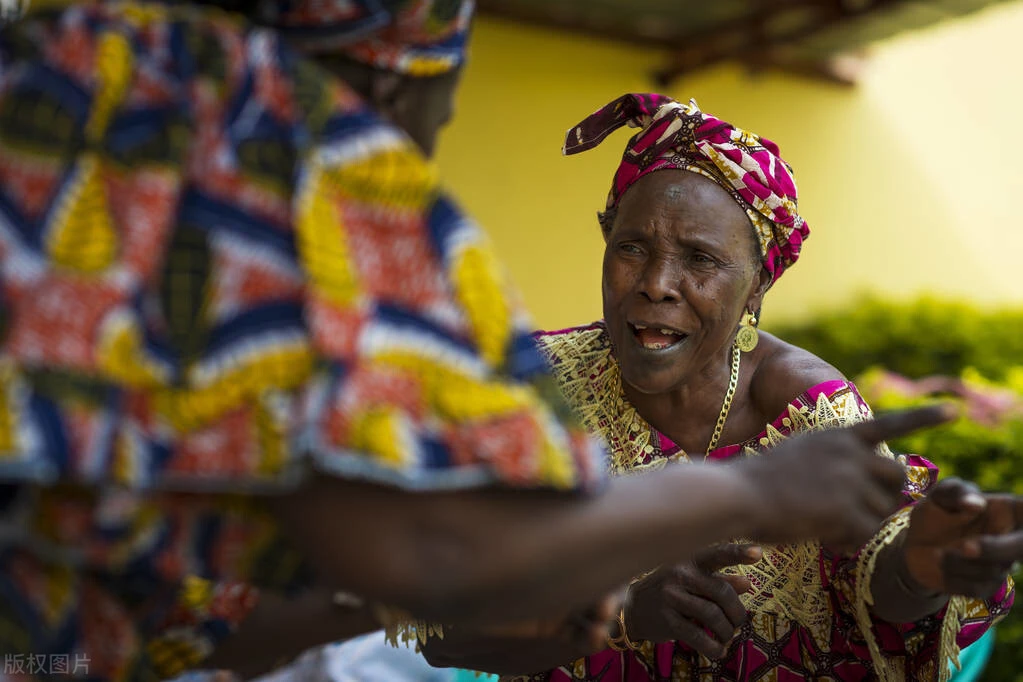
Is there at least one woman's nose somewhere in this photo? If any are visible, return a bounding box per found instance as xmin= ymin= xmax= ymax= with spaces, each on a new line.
xmin=638 ymin=258 xmax=682 ymax=303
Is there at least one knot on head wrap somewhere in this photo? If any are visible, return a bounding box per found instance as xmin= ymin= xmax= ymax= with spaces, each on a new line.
xmin=564 ymin=93 xmax=809 ymax=284
xmin=265 ymin=0 xmax=473 ymax=76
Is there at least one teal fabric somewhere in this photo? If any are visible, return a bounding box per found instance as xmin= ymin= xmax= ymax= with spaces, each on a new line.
xmin=949 ymin=628 xmax=996 ymax=682
xmin=453 ymin=671 xmax=498 ymax=682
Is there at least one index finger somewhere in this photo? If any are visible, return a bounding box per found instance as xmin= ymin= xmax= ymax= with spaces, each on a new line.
xmin=975 ymin=530 xmax=1023 ymax=564
xmin=848 ymin=404 xmax=957 ymax=445
xmin=979 ymin=494 xmax=1017 ymax=536
xmin=866 ymin=453 xmax=908 ymax=494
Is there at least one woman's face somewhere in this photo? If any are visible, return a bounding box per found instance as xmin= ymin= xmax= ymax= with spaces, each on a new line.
xmin=602 ymin=170 xmax=769 ymax=396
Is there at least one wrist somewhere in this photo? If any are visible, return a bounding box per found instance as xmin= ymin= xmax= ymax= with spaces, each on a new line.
xmin=870 ymin=523 xmax=948 ymax=624
xmin=667 ymin=463 xmax=757 ymax=540
xmin=727 ymin=460 xmax=769 ymax=538
xmin=894 ymin=541 xmax=943 ymax=600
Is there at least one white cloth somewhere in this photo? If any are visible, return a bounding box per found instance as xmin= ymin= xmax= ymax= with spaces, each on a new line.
xmin=254 ymin=631 xmax=453 ymax=682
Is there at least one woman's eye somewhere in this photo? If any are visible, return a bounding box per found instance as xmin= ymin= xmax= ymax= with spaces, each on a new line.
xmin=690 ymin=253 xmax=715 ymax=265
xmin=619 ymin=243 xmax=642 ymax=255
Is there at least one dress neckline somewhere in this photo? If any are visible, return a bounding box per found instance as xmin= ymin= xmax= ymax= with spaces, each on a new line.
xmin=656 ymin=377 xmax=858 ymax=461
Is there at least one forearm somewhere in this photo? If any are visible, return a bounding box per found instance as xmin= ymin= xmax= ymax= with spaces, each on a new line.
xmin=205 ymin=587 xmax=380 ymax=678
xmin=870 ymin=533 xmax=948 ymax=624
xmin=423 ymin=631 xmax=588 ymax=676
xmin=274 ymin=464 xmax=753 ymax=626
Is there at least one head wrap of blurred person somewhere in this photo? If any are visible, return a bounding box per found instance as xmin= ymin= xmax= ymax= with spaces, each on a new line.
xmin=254 ymin=0 xmax=474 ymax=75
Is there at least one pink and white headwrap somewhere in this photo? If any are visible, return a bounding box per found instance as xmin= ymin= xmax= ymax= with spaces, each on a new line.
xmin=564 ymin=93 xmax=809 ymax=284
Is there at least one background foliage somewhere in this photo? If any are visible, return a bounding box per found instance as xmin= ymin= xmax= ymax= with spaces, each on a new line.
xmin=771 ymin=297 xmax=1023 ymax=680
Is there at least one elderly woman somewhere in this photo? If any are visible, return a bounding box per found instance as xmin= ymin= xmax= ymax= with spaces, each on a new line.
xmin=423 ymin=94 xmax=1021 ymax=681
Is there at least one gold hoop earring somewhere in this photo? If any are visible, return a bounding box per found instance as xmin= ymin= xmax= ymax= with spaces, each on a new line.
xmin=736 ymin=311 xmax=759 ymax=353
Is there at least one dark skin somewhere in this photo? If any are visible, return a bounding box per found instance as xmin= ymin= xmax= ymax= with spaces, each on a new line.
xmin=872 ymin=479 xmax=1023 ymax=623
xmin=380 ymin=68 xmax=460 ymax=158
xmin=214 ymin=395 xmax=942 ymax=677
xmin=601 ymin=171 xmax=773 ymax=451
xmin=424 ymin=593 xmax=624 ymax=675
xmin=314 ymin=54 xmax=461 ymax=157
xmin=205 ymin=587 xmax=380 ymax=679
xmin=424 ymin=170 xmax=1020 ymax=674
xmin=616 ymin=543 xmax=759 ymax=659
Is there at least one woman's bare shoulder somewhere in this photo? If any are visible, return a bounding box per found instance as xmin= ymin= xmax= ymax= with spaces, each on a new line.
xmin=748 ymin=332 xmax=847 ymax=421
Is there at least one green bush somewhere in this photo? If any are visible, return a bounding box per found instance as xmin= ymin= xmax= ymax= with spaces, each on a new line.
xmin=769 ymin=296 xmax=1023 ymax=382
xmin=771 ymin=297 xmax=1023 ymax=680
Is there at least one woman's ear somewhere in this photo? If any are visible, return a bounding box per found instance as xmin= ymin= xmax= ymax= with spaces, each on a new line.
xmin=598 ymin=210 xmax=615 ymax=245
xmin=366 ymin=70 xmax=406 ymax=122
xmin=745 ymin=266 xmax=772 ymax=315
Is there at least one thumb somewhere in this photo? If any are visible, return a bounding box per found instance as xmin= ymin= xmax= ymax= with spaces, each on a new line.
xmin=926 ymin=478 xmax=987 ymax=515
xmin=695 ymin=543 xmax=763 ymax=573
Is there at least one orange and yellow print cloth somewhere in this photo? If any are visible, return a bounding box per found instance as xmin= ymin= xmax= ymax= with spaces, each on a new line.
xmin=0 ymin=3 xmax=601 ymax=680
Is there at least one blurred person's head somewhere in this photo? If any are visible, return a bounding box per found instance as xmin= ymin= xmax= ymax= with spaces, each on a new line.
xmin=312 ymin=54 xmax=461 ymax=158
xmin=214 ymin=0 xmax=472 ymax=157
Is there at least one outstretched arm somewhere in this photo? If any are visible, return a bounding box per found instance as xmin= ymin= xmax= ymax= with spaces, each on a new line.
xmin=421 ymin=544 xmax=759 ymax=675
xmin=273 ymin=407 xmax=944 ymax=626
xmin=203 ymin=589 xmax=380 ymax=679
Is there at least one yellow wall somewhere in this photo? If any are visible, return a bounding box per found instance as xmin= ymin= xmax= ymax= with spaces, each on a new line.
xmin=436 ymin=3 xmax=1023 ymax=331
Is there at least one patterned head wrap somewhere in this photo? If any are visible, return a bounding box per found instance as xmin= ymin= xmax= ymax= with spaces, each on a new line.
xmin=265 ymin=0 xmax=473 ymax=76
xmin=564 ymin=93 xmax=809 ymax=283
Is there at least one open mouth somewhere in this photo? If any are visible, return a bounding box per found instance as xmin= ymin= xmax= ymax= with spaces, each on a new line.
xmin=629 ymin=322 xmax=688 ymax=350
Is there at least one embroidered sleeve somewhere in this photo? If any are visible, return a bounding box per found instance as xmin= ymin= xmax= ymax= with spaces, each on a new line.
xmin=779 ymin=384 xmax=1014 ymax=682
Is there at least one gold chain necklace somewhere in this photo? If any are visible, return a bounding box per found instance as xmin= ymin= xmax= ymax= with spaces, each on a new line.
xmin=706 ymin=344 xmax=741 ymax=453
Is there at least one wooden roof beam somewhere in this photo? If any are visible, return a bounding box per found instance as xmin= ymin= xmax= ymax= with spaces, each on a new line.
xmin=743 ymin=50 xmax=868 ymax=86
xmin=655 ymin=0 xmax=904 ymax=85
xmin=475 ymin=0 xmax=680 ymax=49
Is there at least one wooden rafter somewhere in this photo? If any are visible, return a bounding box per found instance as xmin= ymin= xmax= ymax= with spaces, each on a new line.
xmin=475 ymin=0 xmax=681 ymax=49
xmin=740 ymin=50 xmax=869 ymax=86
xmin=476 ymin=0 xmax=919 ymax=87
xmin=654 ymin=0 xmax=905 ymax=84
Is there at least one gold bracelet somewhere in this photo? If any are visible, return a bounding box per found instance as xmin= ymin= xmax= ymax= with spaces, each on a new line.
xmin=605 ymin=569 xmax=657 ymax=651
xmin=618 ymin=606 xmax=641 ymax=650
xmin=606 ymin=631 xmax=629 ymax=652
xmin=606 ymin=606 xmax=640 ymax=651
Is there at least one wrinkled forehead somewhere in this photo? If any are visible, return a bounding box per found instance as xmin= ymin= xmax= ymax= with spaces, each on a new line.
xmin=615 ymin=170 xmax=753 ymax=232
xmin=611 ymin=170 xmax=763 ymax=264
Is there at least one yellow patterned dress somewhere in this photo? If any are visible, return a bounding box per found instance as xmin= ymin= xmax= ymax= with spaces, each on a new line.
xmin=522 ymin=322 xmax=1013 ymax=682
xmin=0 ymin=4 xmax=601 ymax=680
